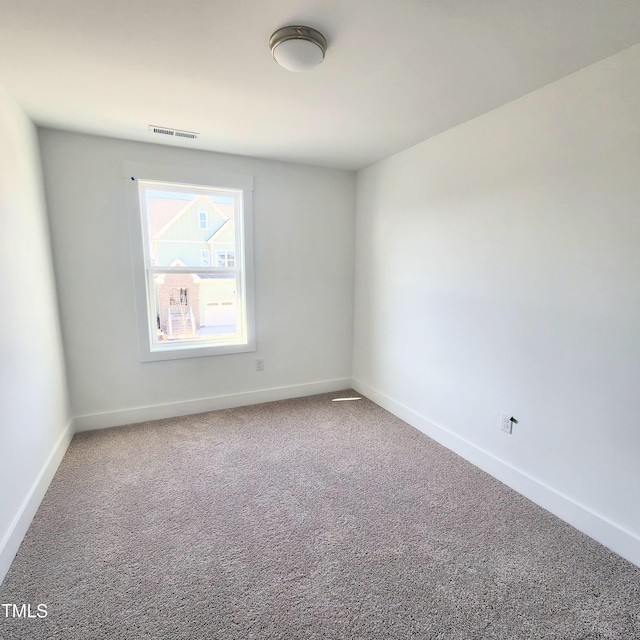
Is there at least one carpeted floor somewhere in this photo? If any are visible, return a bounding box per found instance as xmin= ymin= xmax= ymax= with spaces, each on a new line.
xmin=1 ymin=391 xmax=639 ymax=639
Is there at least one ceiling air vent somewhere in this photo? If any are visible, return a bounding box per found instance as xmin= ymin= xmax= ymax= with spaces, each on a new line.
xmin=148 ymin=125 xmax=199 ymax=140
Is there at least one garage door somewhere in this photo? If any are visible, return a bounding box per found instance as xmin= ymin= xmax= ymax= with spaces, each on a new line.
xmin=205 ymin=301 xmax=236 ymax=327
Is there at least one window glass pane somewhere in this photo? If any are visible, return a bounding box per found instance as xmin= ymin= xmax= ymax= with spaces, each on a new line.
xmin=143 ymin=186 xmax=238 ymax=268
xmin=216 ymin=250 xmax=236 ymax=267
xmin=150 ymin=272 xmax=240 ymax=346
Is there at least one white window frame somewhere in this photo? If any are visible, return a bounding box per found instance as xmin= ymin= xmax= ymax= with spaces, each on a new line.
xmin=198 ymin=210 xmax=208 ymax=230
xmin=200 ymin=249 xmax=210 ymax=266
xmin=124 ymin=161 xmax=256 ymax=361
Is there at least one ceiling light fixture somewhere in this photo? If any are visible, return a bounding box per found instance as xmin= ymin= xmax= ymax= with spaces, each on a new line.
xmin=269 ymin=26 xmax=327 ymax=72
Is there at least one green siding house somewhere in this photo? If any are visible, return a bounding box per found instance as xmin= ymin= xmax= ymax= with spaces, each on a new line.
xmin=152 ymin=195 xmax=230 ymax=267
xmin=150 ymin=195 xmax=238 ymax=337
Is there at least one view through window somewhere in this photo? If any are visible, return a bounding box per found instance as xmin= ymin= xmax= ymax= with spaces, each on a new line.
xmin=137 ymin=179 xmax=249 ymax=353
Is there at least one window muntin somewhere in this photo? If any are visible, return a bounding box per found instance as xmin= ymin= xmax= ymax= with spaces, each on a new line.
xmin=136 ymin=179 xmax=249 ymax=355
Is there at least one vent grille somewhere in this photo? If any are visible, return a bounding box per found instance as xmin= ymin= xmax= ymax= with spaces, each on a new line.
xmin=148 ymin=125 xmax=199 ymax=140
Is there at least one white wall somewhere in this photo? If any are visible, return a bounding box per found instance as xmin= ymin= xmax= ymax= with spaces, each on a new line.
xmin=353 ymin=45 xmax=640 ymax=565
xmin=0 ymin=89 xmax=71 ymax=583
xmin=39 ymin=130 xmax=356 ymax=427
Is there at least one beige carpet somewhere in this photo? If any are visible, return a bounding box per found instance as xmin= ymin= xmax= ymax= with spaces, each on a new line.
xmin=1 ymin=391 xmax=638 ymax=639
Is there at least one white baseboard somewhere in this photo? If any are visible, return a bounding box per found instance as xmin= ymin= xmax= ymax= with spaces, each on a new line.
xmin=74 ymin=378 xmax=353 ymax=432
xmin=352 ymin=378 xmax=640 ymax=569
xmin=0 ymin=420 xmax=74 ymax=586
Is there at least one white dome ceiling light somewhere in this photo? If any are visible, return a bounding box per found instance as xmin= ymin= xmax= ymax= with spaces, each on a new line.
xmin=269 ymin=26 xmax=327 ymax=72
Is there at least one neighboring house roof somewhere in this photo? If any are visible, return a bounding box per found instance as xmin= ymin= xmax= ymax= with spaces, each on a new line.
xmin=213 ymin=201 xmax=235 ymax=221
xmin=147 ymin=197 xmax=188 ymax=237
xmin=199 ymin=274 xmax=235 ymax=279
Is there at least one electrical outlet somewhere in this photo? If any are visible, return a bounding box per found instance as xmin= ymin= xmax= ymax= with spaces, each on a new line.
xmin=255 ymin=358 xmax=264 ymax=372
xmin=500 ymin=413 xmax=512 ymax=434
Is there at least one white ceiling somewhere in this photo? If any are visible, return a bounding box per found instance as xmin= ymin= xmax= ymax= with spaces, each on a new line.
xmin=1 ymin=1 xmax=639 ymax=170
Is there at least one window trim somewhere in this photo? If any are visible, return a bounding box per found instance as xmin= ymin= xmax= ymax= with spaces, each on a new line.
xmin=124 ymin=161 xmax=256 ymax=361
xmin=198 ymin=210 xmax=208 ymax=230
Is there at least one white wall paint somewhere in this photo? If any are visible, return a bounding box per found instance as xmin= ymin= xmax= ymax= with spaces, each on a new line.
xmin=0 ymin=88 xmax=71 ymax=583
xmin=353 ymin=45 xmax=640 ymax=563
xmin=39 ymin=130 xmax=356 ymax=421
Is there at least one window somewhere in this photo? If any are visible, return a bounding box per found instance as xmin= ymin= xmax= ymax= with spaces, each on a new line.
xmin=126 ymin=162 xmax=255 ymax=361
xmin=216 ymin=250 xmax=235 ymax=267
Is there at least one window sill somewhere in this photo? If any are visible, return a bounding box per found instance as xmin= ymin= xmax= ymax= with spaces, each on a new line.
xmin=139 ymin=339 xmax=256 ymax=362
